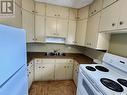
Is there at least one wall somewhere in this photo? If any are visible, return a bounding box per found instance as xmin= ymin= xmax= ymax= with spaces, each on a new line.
xmin=109 ymin=34 xmax=127 ymax=57
xmin=27 ymin=43 xmax=81 ymax=53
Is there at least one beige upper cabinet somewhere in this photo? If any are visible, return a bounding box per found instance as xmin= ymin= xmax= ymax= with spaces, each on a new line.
xmin=35 ymin=2 xmax=46 ymax=16
xmin=22 ymin=0 xmax=34 ymax=12
xmin=89 ymin=0 xmax=103 ymax=16
xmin=66 ymin=20 xmax=76 ymax=45
xmin=103 ymin=0 xmax=118 ymax=8
xmin=69 ymin=8 xmax=78 ymax=20
xmin=46 ymin=17 xmax=68 ymax=38
xmin=85 ymin=12 xmax=110 ymax=50
xmin=117 ymin=0 xmax=127 ymax=30
xmin=35 ymin=15 xmax=45 ymax=42
xmin=99 ymin=1 xmax=120 ymax=32
xmin=22 ymin=10 xmax=35 ymax=43
xmin=22 ymin=0 xmax=35 ymax=43
xmin=57 ymin=19 xmax=68 ymax=38
xmin=77 ymin=6 xmax=89 ymax=20
xmin=76 ymin=19 xmax=88 ymax=46
xmin=46 ymin=4 xmax=69 ymax=19
xmin=46 ymin=17 xmax=57 ymax=37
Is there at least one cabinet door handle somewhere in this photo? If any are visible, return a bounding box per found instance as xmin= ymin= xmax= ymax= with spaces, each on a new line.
xmin=39 ymin=67 xmax=41 ymax=68
xmin=42 ymin=67 xmax=45 ymax=68
xmin=119 ymin=21 xmax=123 ymax=25
xmin=112 ymin=23 xmax=115 ymax=27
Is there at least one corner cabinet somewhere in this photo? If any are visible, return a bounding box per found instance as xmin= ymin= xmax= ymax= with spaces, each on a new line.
xmin=89 ymin=0 xmax=103 ymax=16
xmin=85 ymin=12 xmax=110 ymax=50
xmin=100 ymin=0 xmax=127 ymax=33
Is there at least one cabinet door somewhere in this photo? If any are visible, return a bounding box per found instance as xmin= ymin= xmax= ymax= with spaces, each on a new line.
xmin=35 ymin=2 xmax=45 ymax=16
xmin=35 ymin=63 xmax=43 ymax=81
xmin=35 ymin=15 xmax=45 ymax=42
xmin=22 ymin=10 xmax=35 ymax=42
xmin=57 ymin=19 xmax=68 ymax=38
xmin=73 ymin=61 xmax=79 ymax=86
xmin=99 ymin=1 xmax=120 ymax=32
xmin=57 ymin=6 xmax=69 ymax=19
xmin=117 ymin=0 xmax=127 ymax=30
xmin=89 ymin=0 xmax=103 ymax=16
xmin=22 ymin=0 xmax=34 ymax=12
xmin=46 ymin=17 xmax=57 ymax=37
xmin=65 ymin=60 xmax=73 ymax=80
xmin=85 ymin=13 xmax=100 ymax=49
xmin=78 ymin=6 xmax=89 ymax=20
xmin=69 ymin=8 xmax=77 ymax=20
xmin=55 ymin=59 xmax=66 ymax=80
xmin=103 ymin=0 xmax=118 ymax=8
xmin=42 ymin=63 xmax=55 ymax=81
xmin=46 ymin=4 xmax=58 ymax=17
xmin=76 ymin=19 xmax=88 ymax=46
xmin=66 ymin=20 xmax=76 ymax=44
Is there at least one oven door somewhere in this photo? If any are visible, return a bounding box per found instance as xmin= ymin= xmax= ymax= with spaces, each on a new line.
xmin=77 ymin=69 xmax=103 ymax=95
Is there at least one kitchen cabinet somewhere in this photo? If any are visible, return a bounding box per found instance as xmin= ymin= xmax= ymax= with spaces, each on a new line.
xmin=69 ymin=8 xmax=78 ymax=20
xmin=46 ymin=4 xmax=69 ymax=19
xmin=66 ymin=20 xmax=77 ymax=45
xmin=73 ymin=61 xmax=79 ymax=86
xmin=77 ymin=6 xmax=89 ymax=20
xmin=46 ymin=17 xmax=68 ymax=38
xmin=35 ymin=15 xmax=45 ymax=42
xmin=85 ymin=12 xmax=110 ymax=50
xmin=117 ymin=0 xmax=127 ymax=30
xmin=22 ymin=0 xmax=35 ymax=43
xmin=22 ymin=10 xmax=35 ymax=43
xmin=100 ymin=0 xmax=127 ymax=33
xmin=35 ymin=59 xmax=55 ymax=81
xmin=35 ymin=2 xmax=45 ymax=16
xmin=28 ymin=61 xmax=34 ymax=89
xmin=76 ymin=19 xmax=88 ymax=46
xmin=65 ymin=59 xmax=74 ymax=80
xmin=103 ymin=0 xmax=118 ymax=8
xmin=99 ymin=1 xmax=120 ymax=32
xmin=89 ymin=0 xmax=103 ymax=16
xmin=55 ymin=59 xmax=66 ymax=80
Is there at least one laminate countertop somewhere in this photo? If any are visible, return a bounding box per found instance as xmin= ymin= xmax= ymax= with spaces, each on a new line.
xmin=27 ymin=52 xmax=93 ymax=64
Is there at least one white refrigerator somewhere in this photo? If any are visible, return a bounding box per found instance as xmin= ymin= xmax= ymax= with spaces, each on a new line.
xmin=0 ymin=24 xmax=28 ymax=95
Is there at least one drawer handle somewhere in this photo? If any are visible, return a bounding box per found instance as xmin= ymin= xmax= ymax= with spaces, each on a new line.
xmin=39 ymin=67 xmax=41 ymax=68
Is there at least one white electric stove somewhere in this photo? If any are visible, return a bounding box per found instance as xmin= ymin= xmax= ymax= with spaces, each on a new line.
xmin=77 ymin=53 xmax=127 ymax=95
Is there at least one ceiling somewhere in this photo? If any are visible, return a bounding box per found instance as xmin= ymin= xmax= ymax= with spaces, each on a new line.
xmin=35 ymin=0 xmax=94 ymax=8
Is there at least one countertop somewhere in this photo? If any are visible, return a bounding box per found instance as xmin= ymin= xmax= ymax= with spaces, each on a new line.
xmin=27 ymin=52 xmax=93 ymax=64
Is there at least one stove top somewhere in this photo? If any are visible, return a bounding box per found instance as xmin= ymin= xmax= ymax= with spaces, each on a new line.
xmin=100 ymin=78 xmax=124 ymax=92
xmin=95 ymin=66 xmax=109 ymax=72
xmin=117 ymin=79 xmax=127 ymax=87
xmin=86 ymin=66 xmax=96 ymax=71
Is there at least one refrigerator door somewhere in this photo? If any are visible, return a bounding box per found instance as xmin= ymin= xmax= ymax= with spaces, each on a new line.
xmin=0 ymin=25 xmax=26 ymax=87
xmin=0 ymin=65 xmax=28 ymax=95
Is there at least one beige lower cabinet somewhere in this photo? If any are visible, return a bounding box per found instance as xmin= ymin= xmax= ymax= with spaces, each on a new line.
xmin=28 ymin=60 xmax=34 ymax=89
xmin=55 ymin=59 xmax=66 ymax=80
xmin=34 ymin=59 xmax=76 ymax=81
xmin=73 ymin=61 xmax=79 ymax=86
xmin=35 ymin=59 xmax=55 ymax=81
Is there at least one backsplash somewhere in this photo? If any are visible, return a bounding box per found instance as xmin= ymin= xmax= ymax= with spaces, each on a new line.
xmin=109 ymin=34 xmax=127 ymax=58
xmin=27 ymin=43 xmax=81 ymax=53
